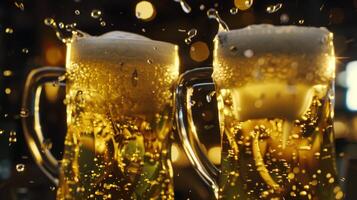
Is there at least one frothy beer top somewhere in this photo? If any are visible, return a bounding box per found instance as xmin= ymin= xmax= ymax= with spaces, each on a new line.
xmin=213 ymin=24 xmax=335 ymax=88
xmin=66 ymin=31 xmax=179 ymax=116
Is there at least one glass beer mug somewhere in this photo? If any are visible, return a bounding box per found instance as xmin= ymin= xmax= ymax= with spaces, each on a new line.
xmin=176 ymin=25 xmax=343 ymax=199
xmin=22 ymin=31 xmax=179 ymax=199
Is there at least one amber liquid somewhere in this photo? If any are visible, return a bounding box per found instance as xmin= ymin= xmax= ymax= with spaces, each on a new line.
xmin=216 ymin=83 xmax=342 ymax=200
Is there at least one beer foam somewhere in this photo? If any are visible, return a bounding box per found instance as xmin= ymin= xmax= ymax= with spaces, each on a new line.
xmin=66 ymin=31 xmax=179 ymax=116
xmin=213 ymin=25 xmax=335 ymax=87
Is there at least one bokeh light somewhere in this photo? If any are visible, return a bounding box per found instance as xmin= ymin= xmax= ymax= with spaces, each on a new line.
xmin=189 ymin=41 xmax=210 ymax=62
xmin=234 ymin=0 xmax=253 ymax=11
xmin=135 ymin=1 xmax=156 ymax=21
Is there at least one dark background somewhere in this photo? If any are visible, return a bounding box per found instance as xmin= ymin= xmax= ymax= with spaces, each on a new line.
xmin=1 ymin=0 xmax=357 ymax=199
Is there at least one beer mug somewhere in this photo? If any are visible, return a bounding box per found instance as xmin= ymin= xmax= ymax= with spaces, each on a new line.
xmin=176 ymin=25 xmax=343 ymax=199
xmin=22 ymin=31 xmax=179 ymax=199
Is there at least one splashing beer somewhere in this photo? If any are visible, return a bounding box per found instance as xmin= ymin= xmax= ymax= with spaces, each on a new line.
xmin=54 ymin=32 xmax=179 ymax=199
xmin=213 ymin=25 xmax=342 ymax=199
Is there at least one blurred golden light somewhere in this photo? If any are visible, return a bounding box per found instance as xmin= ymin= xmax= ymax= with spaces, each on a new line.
xmin=135 ymin=1 xmax=156 ymax=21
xmin=208 ymin=146 xmax=221 ymax=165
xmin=234 ymin=0 xmax=253 ymax=11
xmin=5 ymin=88 xmax=11 ymax=94
xmin=171 ymin=143 xmax=180 ymax=163
xmin=334 ymin=120 xmax=348 ymax=139
xmin=45 ymin=46 xmax=63 ymax=65
xmin=190 ymin=41 xmax=210 ymax=62
xmin=3 ymin=70 xmax=13 ymax=77
xmin=44 ymin=83 xmax=60 ymax=103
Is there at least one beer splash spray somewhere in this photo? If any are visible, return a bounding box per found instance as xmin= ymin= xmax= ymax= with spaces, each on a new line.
xmin=173 ymin=0 xmax=192 ymax=13
xmin=184 ymin=28 xmax=197 ymax=44
xmin=207 ymin=8 xmax=229 ymax=32
xmin=44 ymin=17 xmax=86 ymax=43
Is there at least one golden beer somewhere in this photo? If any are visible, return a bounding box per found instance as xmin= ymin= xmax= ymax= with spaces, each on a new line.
xmin=23 ymin=32 xmax=179 ymax=200
xmin=213 ymin=25 xmax=342 ymax=199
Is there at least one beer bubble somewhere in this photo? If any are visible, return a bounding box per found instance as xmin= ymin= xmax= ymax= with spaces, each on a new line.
xmin=91 ymin=9 xmax=102 ymax=19
xmin=184 ymin=28 xmax=197 ymax=44
xmin=266 ymin=3 xmax=283 ymax=13
xmin=244 ymin=49 xmax=254 ymax=58
xmin=16 ymin=164 xmax=25 ymax=172
xmin=20 ymin=108 xmax=29 ymax=118
xmin=5 ymin=28 xmax=14 ymax=34
xmin=207 ymin=8 xmax=230 ymax=32
xmin=75 ymin=10 xmax=80 ymax=15
xmin=14 ymin=2 xmax=25 ymax=11
xmin=230 ymin=7 xmax=239 ymax=15
xmin=173 ymin=0 xmax=192 ymax=13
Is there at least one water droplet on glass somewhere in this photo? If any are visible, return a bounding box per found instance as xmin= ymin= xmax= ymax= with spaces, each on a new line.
xmin=184 ymin=28 xmax=197 ymax=44
xmin=16 ymin=164 xmax=25 ymax=172
xmin=75 ymin=10 xmax=80 ymax=15
xmin=5 ymin=28 xmax=14 ymax=34
xmin=174 ymin=0 xmax=192 ymax=13
xmin=199 ymin=4 xmax=205 ymax=10
xmin=266 ymin=3 xmax=283 ymax=13
xmin=22 ymin=48 xmax=29 ymax=54
xmin=91 ymin=9 xmax=102 ymax=19
xmin=207 ymin=8 xmax=229 ymax=32
xmin=230 ymin=7 xmax=239 ymax=15
xmin=244 ymin=49 xmax=254 ymax=58
xmin=14 ymin=2 xmax=25 ymax=11
xmin=20 ymin=108 xmax=29 ymax=118
xmin=280 ymin=13 xmax=289 ymax=23
xmin=132 ymin=69 xmax=138 ymax=87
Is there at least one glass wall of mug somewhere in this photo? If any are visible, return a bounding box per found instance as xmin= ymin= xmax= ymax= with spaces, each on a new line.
xmin=176 ymin=25 xmax=343 ymax=200
xmin=22 ymin=32 xmax=179 ymax=199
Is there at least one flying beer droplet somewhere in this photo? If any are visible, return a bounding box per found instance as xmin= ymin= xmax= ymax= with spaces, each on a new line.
xmin=5 ymin=28 xmax=14 ymax=34
xmin=135 ymin=1 xmax=156 ymax=21
xmin=206 ymin=91 xmax=216 ymax=103
xmin=298 ymin=19 xmax=304 ymax=24
xmin=230 ymin=7 xmax=239 ymax=15
xmin=199 ymin=4 xmax=205 ymax=11
xmin=20 ymin=108 xmax=29 ymax=118
xmin=132 ymin=69 xmax=139 ymax=87
xmin=42 ymin=139 xmax=53 ymax=151
xmin=22 ymin=48 xmax=29 ymax=54
xmin=234 ymin=0 xmax=253 ymax=11
xmin=100 ymin=21 xmax=106 ymax=27
xmin=44 ymin=18 xmax=55 ymax=26
xmin=0 ymin=129 xmax=4 ymax=135
xmin=91 ymin=9 xmax=102 ymax=19
xmin=3 ymin=70 xmax=13 ymax=77
xmin=173 ymin=0 xmax=191 ymax=13
xmin=75 ymin=10 xmax=80 ymax=15
xmin=16 ymin=164 xmax=25 ymax=172
xmin=184 ymin=28 xmax=197 ymax=44
xmin=266 ymin=3 xmax=283 ymax=13
xmin=14 ymin=2 xmax=25 ymax=11
xmin=207 ymin=8 xmax=229 ymax=32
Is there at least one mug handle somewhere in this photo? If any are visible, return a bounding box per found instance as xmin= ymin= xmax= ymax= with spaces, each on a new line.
xmin=175 ymin=67 xmax=220 ymax=198
xmin=21 ymin=67 xmax=66 ymax=186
